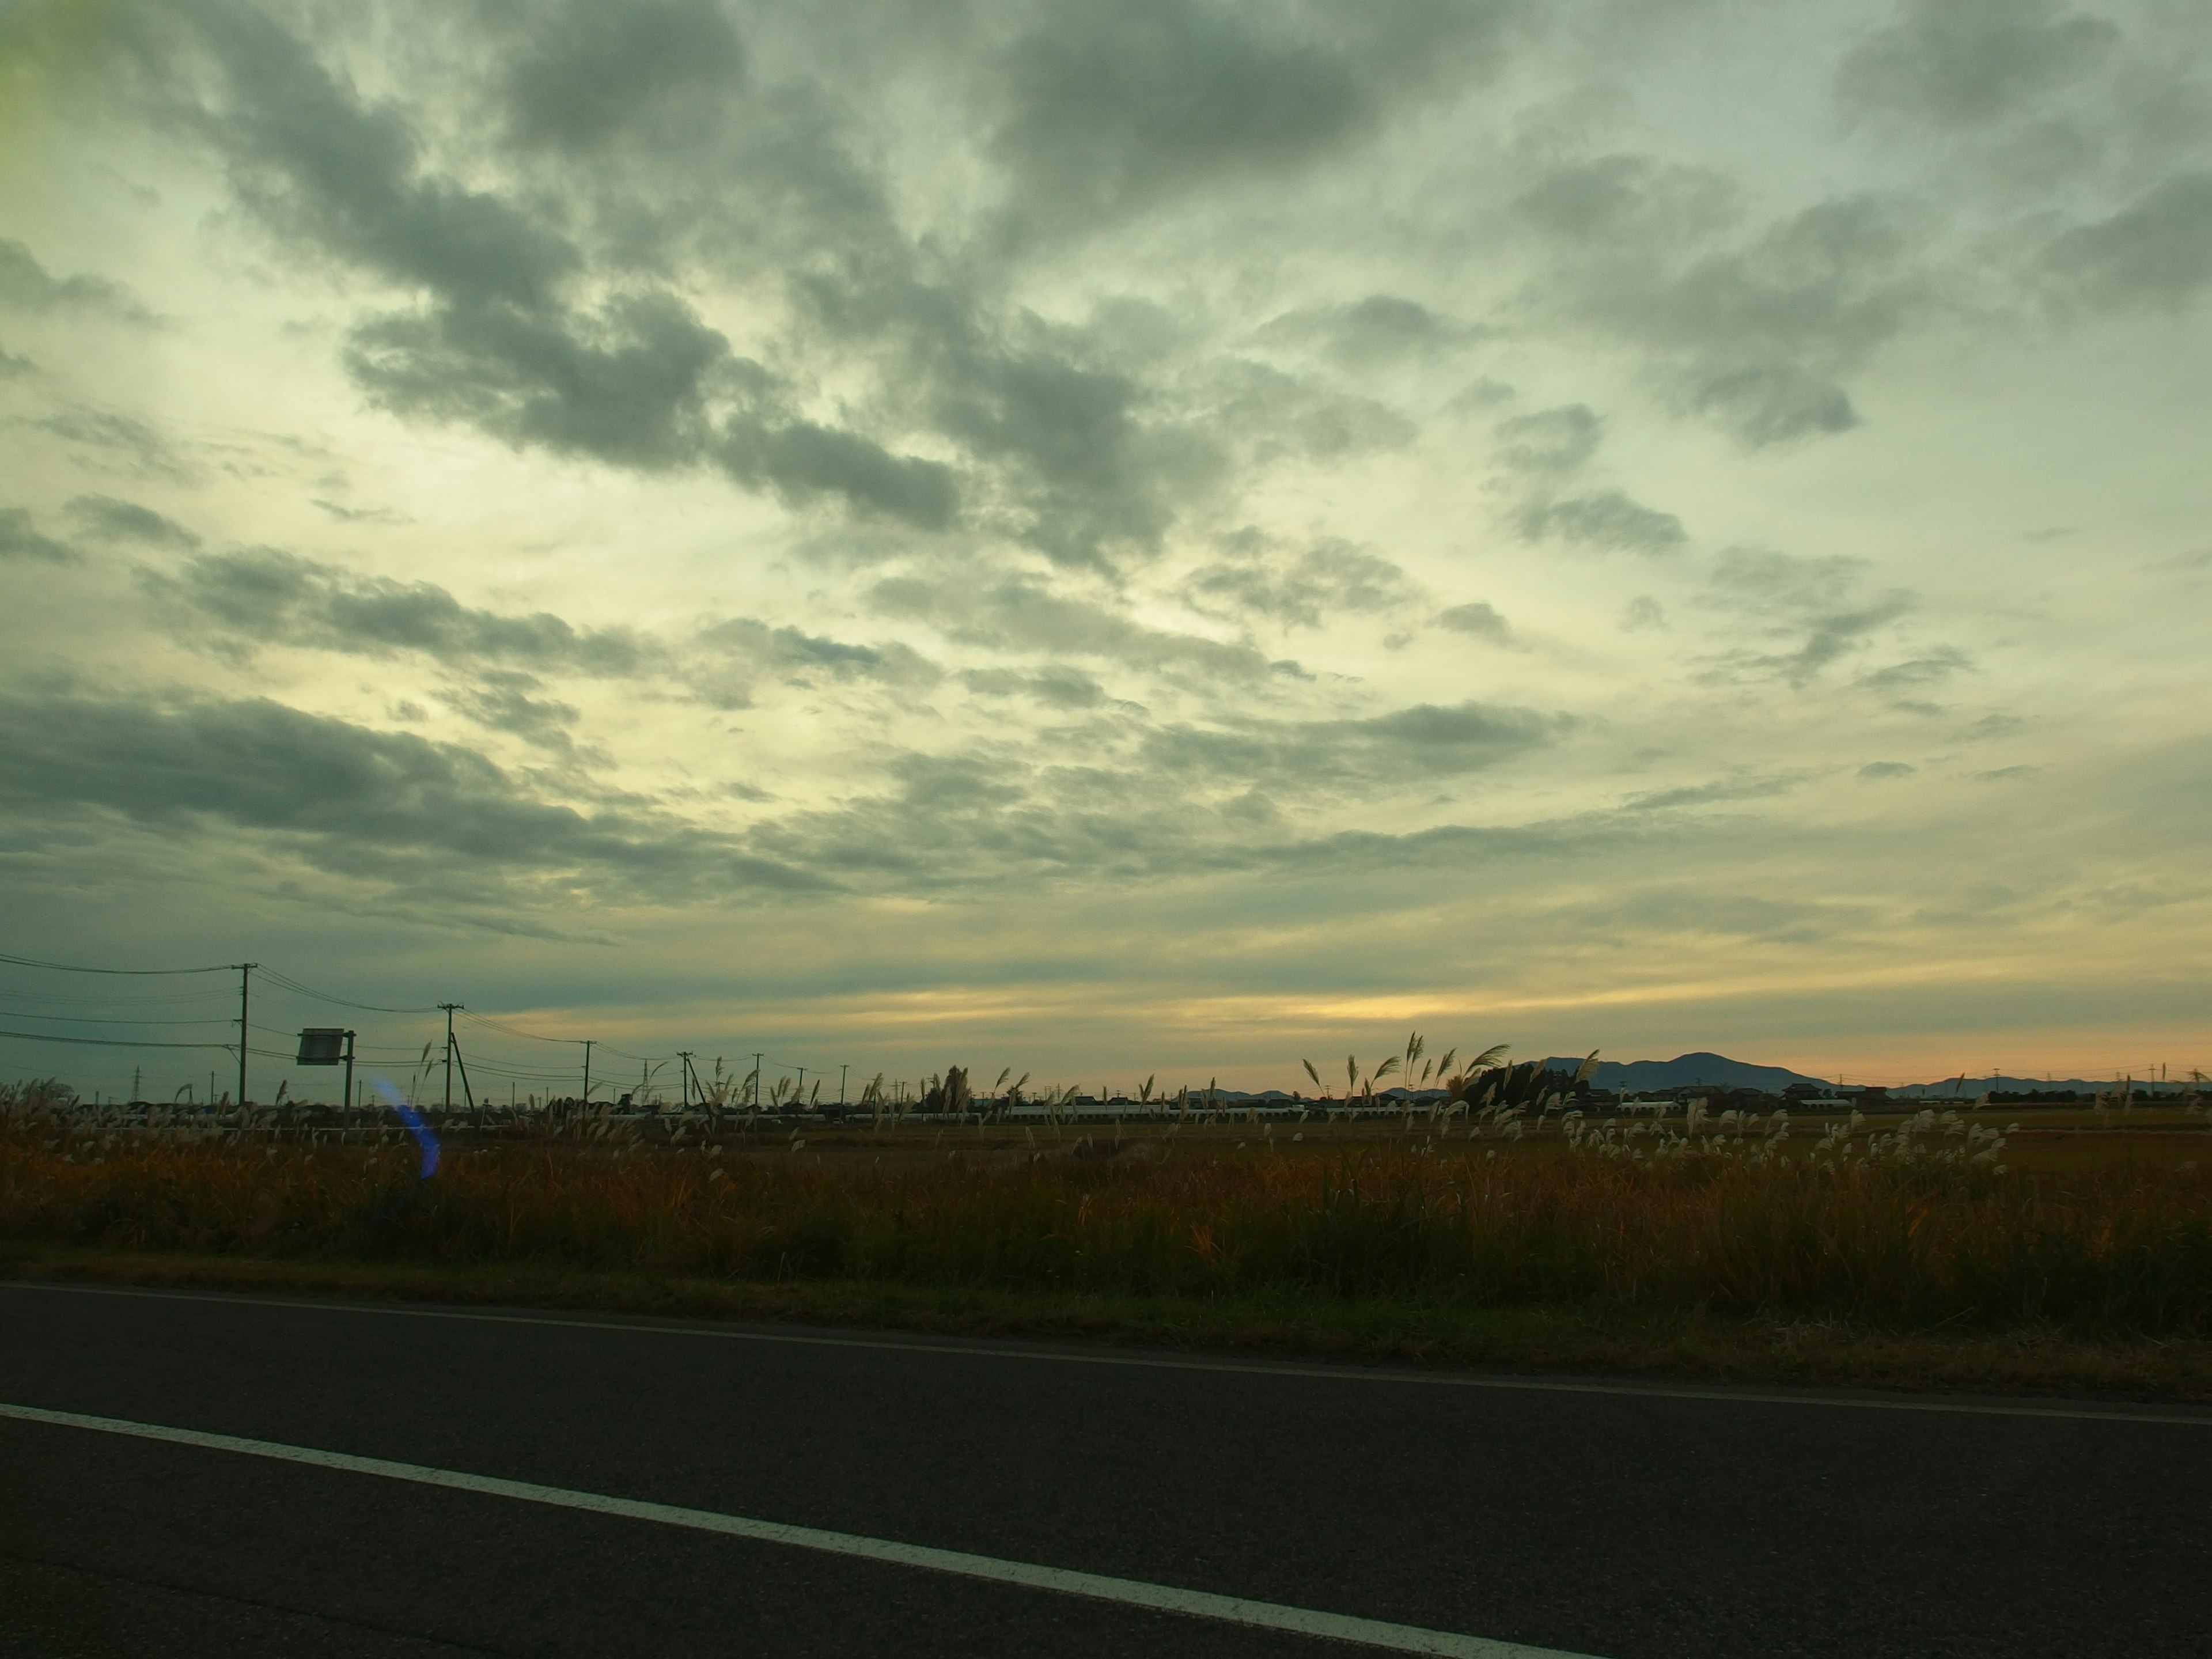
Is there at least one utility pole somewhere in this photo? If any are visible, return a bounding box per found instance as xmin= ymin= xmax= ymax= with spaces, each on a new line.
xmin=581 ymin=1039 xmax=593 ymax=1105
xmin=236 ymin=963 xmax=256 ymax=1108
xmin=751 ymin=1052 xmax=763 ymax=1109
xmin=677 ymin=1051 xmax=694 ymax=1110
xmin=839 ymin=1063 xmax=848 ymax=1107
xmin=440 ymin=1003 xmax=461 ymax=1111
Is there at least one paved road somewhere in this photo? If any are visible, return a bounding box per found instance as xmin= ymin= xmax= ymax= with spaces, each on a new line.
xmin=2 ymin=1282 xmax=2209 ymax=1658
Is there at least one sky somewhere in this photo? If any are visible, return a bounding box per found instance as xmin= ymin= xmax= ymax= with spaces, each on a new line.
xmin=1 ymin=0 xmax=2209 ymax=1103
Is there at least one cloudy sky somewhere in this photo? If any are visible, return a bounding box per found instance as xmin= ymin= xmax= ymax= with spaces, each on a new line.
xmin=2 ymin=0 xmax=2209 ymax=1099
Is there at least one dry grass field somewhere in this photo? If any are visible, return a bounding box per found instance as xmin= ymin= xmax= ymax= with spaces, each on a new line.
xmin=7 ymin=1083 xmax=2211 ymax=1396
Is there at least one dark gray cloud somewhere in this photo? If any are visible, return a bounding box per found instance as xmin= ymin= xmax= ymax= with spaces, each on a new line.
xmin=1517 ymin=490 xmax=1686 ymax=555
xmin=1435 ymin=601 xmax=1510 ymax=642
xmin=1626 ymin=774 xmax=1805 ymax=812
xmin=1705 ymin=547 xmax=1921 ymax=686
xmin=986 ymin=0 xmax=1520 ymax=233
xmin=1183 ymin=533 xmax=1415 ymax=628
xmin=1522 ymin=177 xmax=1923 ymax=446
xmin=157 ymin=1 xmax=956 ymax=529
xmin=1644 ymin=196 xmax=1923 ymax=445
xmin=139 ymin=549 xmax=647 ymax=675
xmin=1858 ymin=647 xmax=1973 ymax=691
xmin=0 ymin=507 xmax=74 ymax=563
xmin=311 ymin=499 xmax=406 ymax=525
xmin=912 ymin=339 xmax=1214 ymax=564
xmin=495 ymin=0 xmax=747 ymax=151
xmin=1709 ymin=547 xmax=1866 ymax=615
xmin=436 ymin=671 xmax=586 ymax=754
xmin=691 ymin=615 xmax=940 ymax=709
xmin=0 ymin=344 xmax=28 ymax=376
xmin=179 ymin=1 xmax=575 ymax=310
xmin=1512 ymin=153 xmax=1735 ymax=249
xmin=0 ymin=685 xmax=827 ymax=904
xmin=1859 ymin=760 xmax=1917 ymax=781
xmin=716 ymin=415 xmax=962 ymax=530
xmin=869 ymin=571 xmax=1274 ymax=681
xmin=779 ymin=259 xmax=1199 ymax=566
xmin=960 ymin=665 xmax=1108 ymax=709
xmin=1683 ymin=362 xmax=1861 ymax=448
xmin=346 ymin=291 xmax=733 ymax=471
xmin=66 ymin=494 xmax=200 ymax=548
xmin=1444 ymin=377 xmax=1515 ymax=415
xmin=1141 ymin=700 xmax=1561 ymax=793
xmin=154 ymin=3 xmax=1477 ymax=571
xmin=741 ymin=749 xmax=1111 ymax=891
xmin=32 ymin=408 xmax=193 ymax=481
xmin=1550 ymin=885 xmax=1847 ymax=945
xmin=723 ymin=695 xmax=1570 ymax=894
xmin=1201 ymin=359 xmax=1418 ymax=467
xmin=1838 ymin=0 xmax=2121 ymax=130
xmin=738 ymin=717 xmax=1577 ymax=896
xmin=1255 ymin=294 xmax=1480 ymax=368
xmin=1494 ymin=403 xmax=1603 ymax=475
xmin=0 ymin=238 xmax=154 ymax=323
xmin=2046 ymin=172 xmax=2212 ymax=312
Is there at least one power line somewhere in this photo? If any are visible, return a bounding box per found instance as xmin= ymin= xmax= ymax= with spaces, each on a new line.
xmin=255 ymin=968 xmax=438 ymax=1015
xmin=454 ymin=1010 xmax=587 ymax=1045
xmin=0 ymin=950 xmax=234 ymax=976
xmin=0 ymin=1009 xmax=236 ymax=1028
xmin=0 ymin=1027 xmax=238 ymax=1051
xmin=3 ymin=950 xmax=842 ymax=1090
xmin=0 ymin=984 xmax=237 ymax=1007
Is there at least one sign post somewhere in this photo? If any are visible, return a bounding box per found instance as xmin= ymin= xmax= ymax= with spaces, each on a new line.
xmin=296 ymin=1028 xmax=355 ymax=1124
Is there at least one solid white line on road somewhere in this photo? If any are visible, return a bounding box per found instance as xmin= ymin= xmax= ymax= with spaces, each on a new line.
xmin=7 ymin=1278 xmax=2211 ymax=1427
xmin=0 ymin=1400 xmax=1598 ymax=1659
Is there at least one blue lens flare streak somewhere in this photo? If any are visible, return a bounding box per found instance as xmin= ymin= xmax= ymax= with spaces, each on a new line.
xmin=371 ymin=1076 xmax=441 ymax=1178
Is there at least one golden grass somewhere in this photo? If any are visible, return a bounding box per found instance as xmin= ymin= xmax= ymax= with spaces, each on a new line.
xmin=6 ymin=1104 xmax=2212 ymax=1342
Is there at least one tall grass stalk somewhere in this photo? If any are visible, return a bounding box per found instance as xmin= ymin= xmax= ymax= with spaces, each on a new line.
xmin=5 ymin=1112 xmax=2210 ymax=1335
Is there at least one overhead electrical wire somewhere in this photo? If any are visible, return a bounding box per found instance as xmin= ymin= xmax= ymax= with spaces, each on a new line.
xmin=0 ymin=1010 xmax=235 ymax=1028
xmin=3 ymin=948 xmax=846 ymax=1089
xmin=255 ymin=968 xmax=438 ymax=1015
xmin=454 ymin=1010 xmax=587 ymax=1045
xmin=0 ymin=1027 xmax=239 ymax=1051
xmin=0 ymin=987 xmax=238 ymax=1010
xmin=0 ymin=950 xmax=235 ymax=976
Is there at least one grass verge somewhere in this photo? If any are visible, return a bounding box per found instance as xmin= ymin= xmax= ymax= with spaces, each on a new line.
xmin=6 ymin=1243 xmax=2211 ymax=1404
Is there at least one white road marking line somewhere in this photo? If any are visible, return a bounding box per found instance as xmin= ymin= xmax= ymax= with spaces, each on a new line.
xmin=8 ymin=1278 xmax=2210 ymax=1427
xmin=0 ymin=1401 xmax=1596 ymax=1659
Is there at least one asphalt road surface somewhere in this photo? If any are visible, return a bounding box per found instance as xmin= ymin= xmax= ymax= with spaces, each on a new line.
xmin=3 ymin=1281 xmax=2209 ymax=1658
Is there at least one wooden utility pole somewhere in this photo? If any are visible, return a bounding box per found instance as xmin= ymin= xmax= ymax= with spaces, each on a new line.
xmin=236 ymin=963 xmax=256 ymax=1108
xmin=440 ymin=1003 xmax=461 ymax=1109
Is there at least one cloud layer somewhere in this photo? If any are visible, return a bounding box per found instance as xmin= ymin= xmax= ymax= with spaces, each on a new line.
xmin=1 ymin=0 xmax=2209 ymax=1090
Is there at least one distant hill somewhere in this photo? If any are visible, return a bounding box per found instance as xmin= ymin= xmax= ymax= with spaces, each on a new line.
xmin=1540 ymin=1052 xmax=1834 ymax=1093
xmin=1169 ymin=1055 xmax=2187 ymax=1105
xmin=1884 ymin=1074 xmax=2186 ymax=1098
xmin=1538 ymin=1056 xmax=2187 ymax=1098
